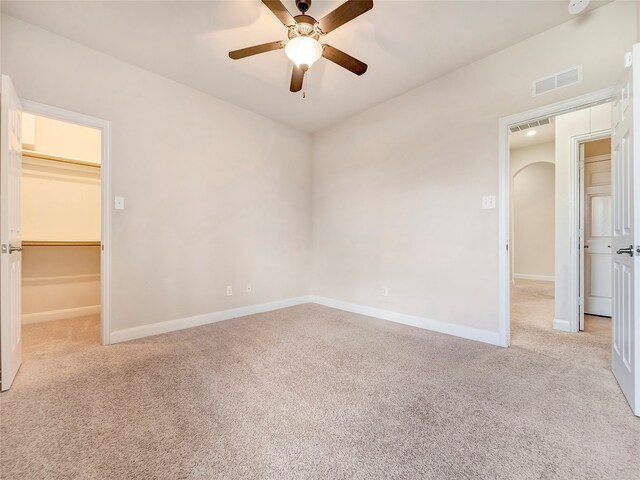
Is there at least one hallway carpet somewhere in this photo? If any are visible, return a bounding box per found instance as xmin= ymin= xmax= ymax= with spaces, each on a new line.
xmin=1 ymin=289 xmax=638 ymax=479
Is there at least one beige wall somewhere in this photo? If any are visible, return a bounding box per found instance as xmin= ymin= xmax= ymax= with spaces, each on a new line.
xmin=22 ymin=246 xmax=100 ymax=323
xmin=513 ymin=163 xmax=555 ymax=279
xmin=22 ymin=160 xmax=101 ymax=241
xmin=23 ymin=113 xmax=101 ymax=164
xmin=2 ymin=14 xmax=312 ymax=333
xmin=554 ymin=104 xmax=611 ymax=327
xmin=311 ymin=1 xmax=634 ymax=332
xmin=510 ymin=142 xmax=555 ymax=280
xmin=510 ymin=142 xmax=555 ymax=175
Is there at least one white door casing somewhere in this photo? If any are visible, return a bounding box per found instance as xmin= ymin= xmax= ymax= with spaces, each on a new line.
xmin=579 ymin=143 xmax=585 ymax=330
xmin=0 ymin=75 xmax=23 ymax=391
xmin=611 ymin=45 xmax=639 ymax=416
xmin=585 ymin=155 xmax=612 ymax=318
xmin=19 ymin=100 xmax=112 ymax=346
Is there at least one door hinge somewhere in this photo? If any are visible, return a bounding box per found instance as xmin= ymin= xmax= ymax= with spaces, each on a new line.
xmin=506 ymin=244 xmax=509 ymax=251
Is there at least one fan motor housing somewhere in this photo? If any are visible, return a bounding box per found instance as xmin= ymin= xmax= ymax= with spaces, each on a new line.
xmin=289 ymin=15 xmax=319 ymax=40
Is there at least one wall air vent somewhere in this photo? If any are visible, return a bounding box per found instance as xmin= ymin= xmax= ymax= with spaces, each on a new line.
xmin=532 ymin=65 xmax=582 ymax=97
xmin=509 ymin=117 xmax=551 ymax=133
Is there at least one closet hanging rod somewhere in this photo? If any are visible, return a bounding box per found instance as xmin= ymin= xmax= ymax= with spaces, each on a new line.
xmin=22 ymin=150 xmax=101 ymax=169
xmin=22 ymin=241 xmax=101 ymax=247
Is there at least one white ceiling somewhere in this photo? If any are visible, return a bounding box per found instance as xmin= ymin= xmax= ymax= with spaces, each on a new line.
xmin=510 ymin=120 xmax=555 ymax=149
xmin=1 ymin=1 xmax=609 ymax=132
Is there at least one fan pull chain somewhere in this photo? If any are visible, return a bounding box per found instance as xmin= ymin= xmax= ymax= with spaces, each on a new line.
xmin=302 ymin=71 xmax=307 ymax=99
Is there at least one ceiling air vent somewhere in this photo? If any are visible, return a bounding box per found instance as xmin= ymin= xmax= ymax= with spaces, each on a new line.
xmin=532 ymin=65 xmax=582 ymax=96
xmin=509 ymin=117 xmax=551 ymax=133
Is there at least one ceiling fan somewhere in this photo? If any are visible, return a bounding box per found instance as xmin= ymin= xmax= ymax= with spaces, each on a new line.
xmin=229 ymin=0 xmax=373 ymax=94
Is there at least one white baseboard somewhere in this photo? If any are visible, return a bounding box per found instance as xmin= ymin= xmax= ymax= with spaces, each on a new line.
xmin=553 ymin=317 xmax=572 ymax=332
xmin=514 ymin=274 xmax=555 ymax=282
xmin=110 ymin=296 xmax=311 ymax=344
xmin=110 ymin=295 xmax=503 ymax=348
xmin=22 ymin=304 xmax=101 ymax=324
xmin=309 ymin=296 xmax=502 ymax=347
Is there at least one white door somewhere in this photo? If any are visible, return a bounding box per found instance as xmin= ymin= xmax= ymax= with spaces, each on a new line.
xmin=611 ymin=45 xmax=639 ymax=416
xmin=0 ymin=75 xmax=23 ymax=391
xmin=585 ymin=156 xmax=612 ymax=317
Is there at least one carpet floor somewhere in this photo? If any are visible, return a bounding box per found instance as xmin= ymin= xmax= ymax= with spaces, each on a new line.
xmin=1 ymin=285 xmax=639 ymax=479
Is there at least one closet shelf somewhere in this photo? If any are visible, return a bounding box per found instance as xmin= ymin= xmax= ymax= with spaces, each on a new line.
xmin=22 ymin=241 xmax=101 ymax=247
xmin=23 ymin=150 xmax=101 ymax=169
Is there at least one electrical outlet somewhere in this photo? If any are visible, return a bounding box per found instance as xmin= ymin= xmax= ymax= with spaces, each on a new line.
xmin=482 ymin=195 xmax=496 ymax=209
xmin=226 ymin=286 xmax=233 ymax=297
xmin=381 ymin=286 xmax=388 ymax=297
xmin=246 ymin=284 xmax=252 ymax=293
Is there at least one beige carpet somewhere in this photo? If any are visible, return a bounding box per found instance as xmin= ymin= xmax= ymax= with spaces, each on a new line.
xmin=1 ymin=288 xmax=639 ymax=479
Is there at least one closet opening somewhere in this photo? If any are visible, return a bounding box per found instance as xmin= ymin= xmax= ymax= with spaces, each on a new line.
xmin=20 ymin=111 xmax=103 ymax=354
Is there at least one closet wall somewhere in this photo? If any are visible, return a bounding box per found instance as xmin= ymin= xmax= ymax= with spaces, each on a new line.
xmin=21 ymin=114 xmax=101 ymax=324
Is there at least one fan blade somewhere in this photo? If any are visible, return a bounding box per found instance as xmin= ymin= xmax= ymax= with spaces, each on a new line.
xmin=322 ymin=44 xmax=367 ymax=75
xmin=262 ymin=0 xmax=295 ymax=27
xmin=229 ymin=41 xmax=284 ymax=60
xmin=290 ymin=65 xmax=304 ymax=92
xmin=318 ymin=0 xmax=373 ymax=34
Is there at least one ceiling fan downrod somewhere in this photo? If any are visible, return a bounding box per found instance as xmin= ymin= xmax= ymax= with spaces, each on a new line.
xmin=296 ymin=0 xmax=312 ymax=14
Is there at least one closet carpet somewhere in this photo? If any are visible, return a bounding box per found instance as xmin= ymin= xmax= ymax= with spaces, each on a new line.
xmin=1 ymin=288 xmax=639 ymax=479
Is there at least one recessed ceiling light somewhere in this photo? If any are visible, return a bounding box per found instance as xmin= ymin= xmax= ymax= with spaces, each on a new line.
xmin=526 ymin=130 xmax=537 ymax=137
xmin=568 ymin=0 xmax=590 ymax=15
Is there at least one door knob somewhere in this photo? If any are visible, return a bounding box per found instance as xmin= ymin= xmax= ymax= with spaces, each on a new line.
xmin=616 ymin=245 xmax=634 ymax=256
xmin=8 ymin=244 xmax=22 ymax=253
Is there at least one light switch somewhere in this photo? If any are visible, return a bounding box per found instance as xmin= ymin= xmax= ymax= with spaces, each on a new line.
xmin=482 ymin=195 xmax=496 ymax=209
xmin=114 ymin=196 xmax=125 ymax=210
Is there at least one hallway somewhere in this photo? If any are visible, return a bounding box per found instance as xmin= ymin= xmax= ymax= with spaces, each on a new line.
xmin=511 ymin=279 xmax=611 ymax=368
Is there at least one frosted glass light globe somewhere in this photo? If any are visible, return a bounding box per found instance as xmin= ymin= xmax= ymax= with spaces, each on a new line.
xmin=285 ymin=36 xmax=323 ymax=69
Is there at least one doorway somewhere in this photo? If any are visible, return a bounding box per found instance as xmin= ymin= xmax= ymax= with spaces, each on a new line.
xmin=20 ymin=112 xmax=103 ymax=354
xmin=498 ymin=62 xmax=640 ymax=416
xmin=498 ymin=89 xmax=617 ymax=345
xmin=507 ymin=103 xmax=612 ymax=348
xmin=19 ymin=100 xmax=112 ymax=350
xmin=508 ymin=117 xmax=557 ymax=348
xmin=581 ymin=138 xmax=612 ymax=326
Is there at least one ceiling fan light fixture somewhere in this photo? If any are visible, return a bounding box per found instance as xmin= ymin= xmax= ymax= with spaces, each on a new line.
xmin=285 ymin=36 xmax=323 ymax=69
xmin=228 ymin=0 xmax=372 ymax=93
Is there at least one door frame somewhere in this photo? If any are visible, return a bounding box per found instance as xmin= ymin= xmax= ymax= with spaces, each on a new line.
xmin=577 ymin=133 xmax=612 ymax=332
xmin=498 ymin=87 xmax=616 ymax=347
xmin=20 ymin=100 xmax=112 ymax=345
